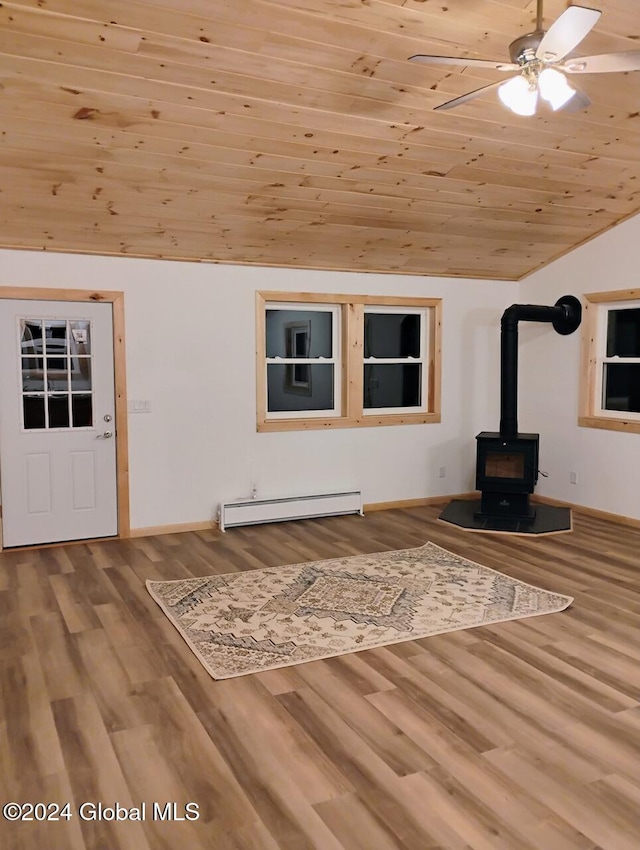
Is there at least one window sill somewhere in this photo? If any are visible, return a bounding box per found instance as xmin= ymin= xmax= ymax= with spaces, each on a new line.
xmin=578 ymin=415 xmax=640 ymax=434
xmin=258 ymin=413 xmax=441 ymax=432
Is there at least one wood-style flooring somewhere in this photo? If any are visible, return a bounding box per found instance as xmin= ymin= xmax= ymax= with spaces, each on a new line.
xmin=1 ymin=503 xmax=639 ymax=850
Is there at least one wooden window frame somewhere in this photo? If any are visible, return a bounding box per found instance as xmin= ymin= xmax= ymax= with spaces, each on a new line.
xmin=256 ymin=291 xmax=442 ymax=432
xmin=579 ymin=288 xmax=640 ymax=434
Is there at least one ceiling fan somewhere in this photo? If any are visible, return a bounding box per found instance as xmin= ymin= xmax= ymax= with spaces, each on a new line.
xmin=408 ymin=1 xmax=640 ymax=115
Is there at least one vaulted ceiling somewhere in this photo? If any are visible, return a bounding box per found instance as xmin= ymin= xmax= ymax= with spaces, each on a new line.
xmin=1 ymin=0 xmax=640 ymax=280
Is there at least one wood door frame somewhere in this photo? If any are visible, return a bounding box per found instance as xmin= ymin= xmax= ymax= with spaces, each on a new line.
xmin=0 ymin=286 xmax=130 ymax=542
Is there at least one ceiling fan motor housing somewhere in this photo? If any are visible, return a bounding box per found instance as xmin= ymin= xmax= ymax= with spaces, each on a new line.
xmin=508 ymin=31 xmax=545 ymax=64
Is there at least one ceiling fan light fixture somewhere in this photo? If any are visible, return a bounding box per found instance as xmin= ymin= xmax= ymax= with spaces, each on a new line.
xmin=538 ymin=67 xmax=576 ymax=110
xmin=498 ymin=75 xmax=538 ymax=116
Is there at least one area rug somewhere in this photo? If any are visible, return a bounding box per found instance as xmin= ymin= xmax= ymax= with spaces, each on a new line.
xmin=146 ymin=542 xmax=573 ymax=680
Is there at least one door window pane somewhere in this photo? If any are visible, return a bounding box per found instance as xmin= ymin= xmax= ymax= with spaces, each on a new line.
xmin=364 ymin=313 xmax=420 ymax=359
xmin=70 ymin=358 xmax=92 ymax=391
xmin=267 ymin=364 xmax=334 ymax=411
xmin=607 ymin=308 xmax=640 ymax=358
xmin=46 ymin=358 xmax=69 ymax=390
xmin=70 ymin=320 xmax=91 ymax=354
xmin=72 ymin=394 xmax=93 ymax=428
xmin=364 ymin=364 xmax=422 ymax=409
xmin=21 ymin=319 xmax=43 ymax=362
xmin=603 ymin=363 xmax=640 ymax=412
xmin=23 ymin=395 xmax=46 ymax=429
xmin=43 ymin=320 xmax=68 ymax=356
xmin=48 ymin=395 xmax=70 ymax=428
xmin=266 ymin=310 xmax=333 ymax=358
xmin=22 ymin=359 xmax=44 ymax=392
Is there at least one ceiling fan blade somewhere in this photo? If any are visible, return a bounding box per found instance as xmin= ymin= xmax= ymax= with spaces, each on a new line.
xmin=409 ymin=54 xmax=518 ymax=71
xmin=433 ymin=79 xmax=512 ymax=111
xmin=535 ymin=6 xmax=601 ymax=63
xmin=563 ymin=51 xmax=640 ymax=74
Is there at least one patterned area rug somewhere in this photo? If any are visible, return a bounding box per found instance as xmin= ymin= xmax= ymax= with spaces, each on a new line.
xmin=146 ymin=542 xmax=573 ymax=680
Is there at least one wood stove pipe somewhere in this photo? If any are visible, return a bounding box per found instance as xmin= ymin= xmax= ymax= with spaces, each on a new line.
xmin=500 ymin=295 xmax=582 ymax=436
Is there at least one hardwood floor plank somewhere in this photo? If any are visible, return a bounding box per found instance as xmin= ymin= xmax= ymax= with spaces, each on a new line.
xmin=313 ymin=792 xmax=410 ymax=850
xmin=50 ymin=692 xmax=152 ymax=850
xmin=2 ymin=503 xmax=640 ymax=848
xmin=276 ymin=686 xmax=444 ymax=848
xmin=484 ymin=746 xmax=640 ymax=850
xmin=205 ymin=675 xmax=354 ymax=806
xmin=400 ymin=766 xmax=545 ymax=850
xmin=29 ymin=611 xmax=87 ymax=701
xmin=477 ymin=628 xmax=639 ymax=712
xmin=292 ymin=662 xmax=440 ymax=776
xmin=362 ymin=648 xmax=516 ymax=750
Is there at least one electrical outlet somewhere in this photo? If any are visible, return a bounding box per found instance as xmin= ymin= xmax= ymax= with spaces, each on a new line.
xmin=439 ymin=466 xmax=446 ymax=479
xmin=570 ymin=471 xmax=578 ymax=485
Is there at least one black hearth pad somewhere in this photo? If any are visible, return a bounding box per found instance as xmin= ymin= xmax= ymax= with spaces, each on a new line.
xmin=439 ymin=499 xmax=571 ymax=535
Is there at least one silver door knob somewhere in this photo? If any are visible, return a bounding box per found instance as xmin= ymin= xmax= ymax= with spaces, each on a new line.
xmin=97 ymin=431 xmax=113 ymax=439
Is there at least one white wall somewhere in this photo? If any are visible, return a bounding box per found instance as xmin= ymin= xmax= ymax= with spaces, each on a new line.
xmin=518 ymin=214 xmax=640 ymax=520
xmin=0 ymin=249 xmax=514 ymax=529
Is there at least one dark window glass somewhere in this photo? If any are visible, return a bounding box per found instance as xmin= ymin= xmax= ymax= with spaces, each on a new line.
xmin=48 ymin=395 xmax=70 ymax=428
xmin=603 ymin=363 xmax=640 ymax=412
xmin=266 ymin=310 xmax=333 ymax=358
xmin=72 ymin=394 xmax=93 ymax=427
xmin=606 ymin=308 xmax=640 ymax=357
xmin=23 ymin=395 xmax=46 ymax=429
xmin=363 ymin=364 xmax=421 ymax=409
xmin=364 ymin=313 xmax=420 ymax=359
xmin=267 ymin=364 xmax=334 ymax=412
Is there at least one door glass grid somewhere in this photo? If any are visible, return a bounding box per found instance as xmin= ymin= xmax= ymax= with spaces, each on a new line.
xmin=20 ymin=318 xmax=93 ymax=430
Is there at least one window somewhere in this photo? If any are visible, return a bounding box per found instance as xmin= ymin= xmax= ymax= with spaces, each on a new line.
xmin=257 ymin=292 xmax=441 ymax=431
xmin=580 ymin=290 xmax=640 ymax=433
xmin=20 ymin=317 xmax=93 ymax=430
xmin=264 ymin=304 xmax=341 ymax=418
xmin=363 ymin=308 xmax=426 ymax=414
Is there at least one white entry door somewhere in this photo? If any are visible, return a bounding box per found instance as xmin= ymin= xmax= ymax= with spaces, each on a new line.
xmin=0 ymin=299 xmax=118 ymax=547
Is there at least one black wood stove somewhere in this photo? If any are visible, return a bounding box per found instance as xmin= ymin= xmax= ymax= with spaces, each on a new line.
xmin=474 ymin=295 xmax=582 ymax=524
xmin=475 ymin=431 xmax=539 ymax=521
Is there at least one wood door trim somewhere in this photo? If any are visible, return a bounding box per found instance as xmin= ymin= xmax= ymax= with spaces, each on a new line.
xmin=0 ymin=287 xmax=130 ymax=541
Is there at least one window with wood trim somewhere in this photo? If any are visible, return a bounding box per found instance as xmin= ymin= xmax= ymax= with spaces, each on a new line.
xmin=256 ymin=292 xmax=441 ymax=431
xmin=580 ymin=289 xmax=640 ymax=433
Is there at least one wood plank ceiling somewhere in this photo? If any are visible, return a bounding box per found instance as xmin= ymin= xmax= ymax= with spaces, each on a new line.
xmin=1 ymin=0 xmax=640 ymax=280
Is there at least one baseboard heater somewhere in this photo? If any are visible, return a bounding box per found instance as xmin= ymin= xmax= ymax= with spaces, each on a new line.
xmin=219 ymin=490 xmax=363 ymax=531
